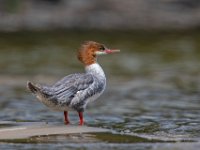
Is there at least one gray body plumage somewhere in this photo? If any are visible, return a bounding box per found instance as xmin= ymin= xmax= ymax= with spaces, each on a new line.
xmin=28 ymin=63 xmax=106 ymax=112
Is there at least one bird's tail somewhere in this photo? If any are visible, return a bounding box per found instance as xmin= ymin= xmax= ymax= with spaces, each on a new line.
xmin=27 ymin=81 xmax=41 ymax=94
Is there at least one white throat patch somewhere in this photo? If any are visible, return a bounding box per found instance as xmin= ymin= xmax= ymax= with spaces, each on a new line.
xmin=95 ymin=51 xmax=107 ymax=55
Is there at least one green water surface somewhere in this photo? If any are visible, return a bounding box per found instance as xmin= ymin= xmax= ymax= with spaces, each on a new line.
xmin=0 ymin=30 xmax=200 ymax=149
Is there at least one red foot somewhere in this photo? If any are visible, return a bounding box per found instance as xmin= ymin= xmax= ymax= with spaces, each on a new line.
xmin=78 ymin=112 xmax=84 ymax=125
xmin=64 ymin=111 xmax=70 ymax=125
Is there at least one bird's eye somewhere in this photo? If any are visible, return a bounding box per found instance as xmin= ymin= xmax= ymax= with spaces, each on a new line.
xmin=99 ymin=46 xmax=105 ymax=51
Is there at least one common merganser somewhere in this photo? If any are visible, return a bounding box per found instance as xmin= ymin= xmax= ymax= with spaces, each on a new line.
xmin=27 ymin=41 xmax=120 ymax=125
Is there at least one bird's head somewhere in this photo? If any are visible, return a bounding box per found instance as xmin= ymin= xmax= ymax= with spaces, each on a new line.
xmin=78 ymin=41 xmax=120 ymax=65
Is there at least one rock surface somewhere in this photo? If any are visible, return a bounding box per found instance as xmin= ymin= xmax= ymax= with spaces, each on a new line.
xmin=0 ymin=122 xmax=108 ymax=140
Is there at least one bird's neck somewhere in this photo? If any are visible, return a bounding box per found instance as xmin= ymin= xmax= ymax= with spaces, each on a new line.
xmin=85 ymin=63 xmax=105 ymax=78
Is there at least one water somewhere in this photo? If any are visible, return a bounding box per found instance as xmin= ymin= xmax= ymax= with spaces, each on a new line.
xmin=0 ymin=30 xmax=200 ymax=149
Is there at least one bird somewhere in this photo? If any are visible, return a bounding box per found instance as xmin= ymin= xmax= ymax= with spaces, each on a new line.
xmin=27 ymin=41 xmax=120 ymax=125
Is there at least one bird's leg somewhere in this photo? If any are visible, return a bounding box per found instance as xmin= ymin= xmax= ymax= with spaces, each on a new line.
xmin=78 ymin=112 xmax=84 ymax=125
xmin=64 ymin=111 xmax=70 ymax=125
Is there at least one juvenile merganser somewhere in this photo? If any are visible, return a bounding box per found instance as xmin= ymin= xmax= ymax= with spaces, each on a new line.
xmin=27 ymin=41 xmax=120 ymax=125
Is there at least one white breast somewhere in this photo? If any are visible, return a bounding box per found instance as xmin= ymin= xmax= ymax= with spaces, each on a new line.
xmin=85 ymin=63 xmax=106 ymax=79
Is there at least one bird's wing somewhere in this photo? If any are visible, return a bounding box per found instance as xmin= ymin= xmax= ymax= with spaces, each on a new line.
xmin=53 ymin=74 xmax=82 ymax=87
xmin=50 ymin=73 xmax=94 ymax=102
